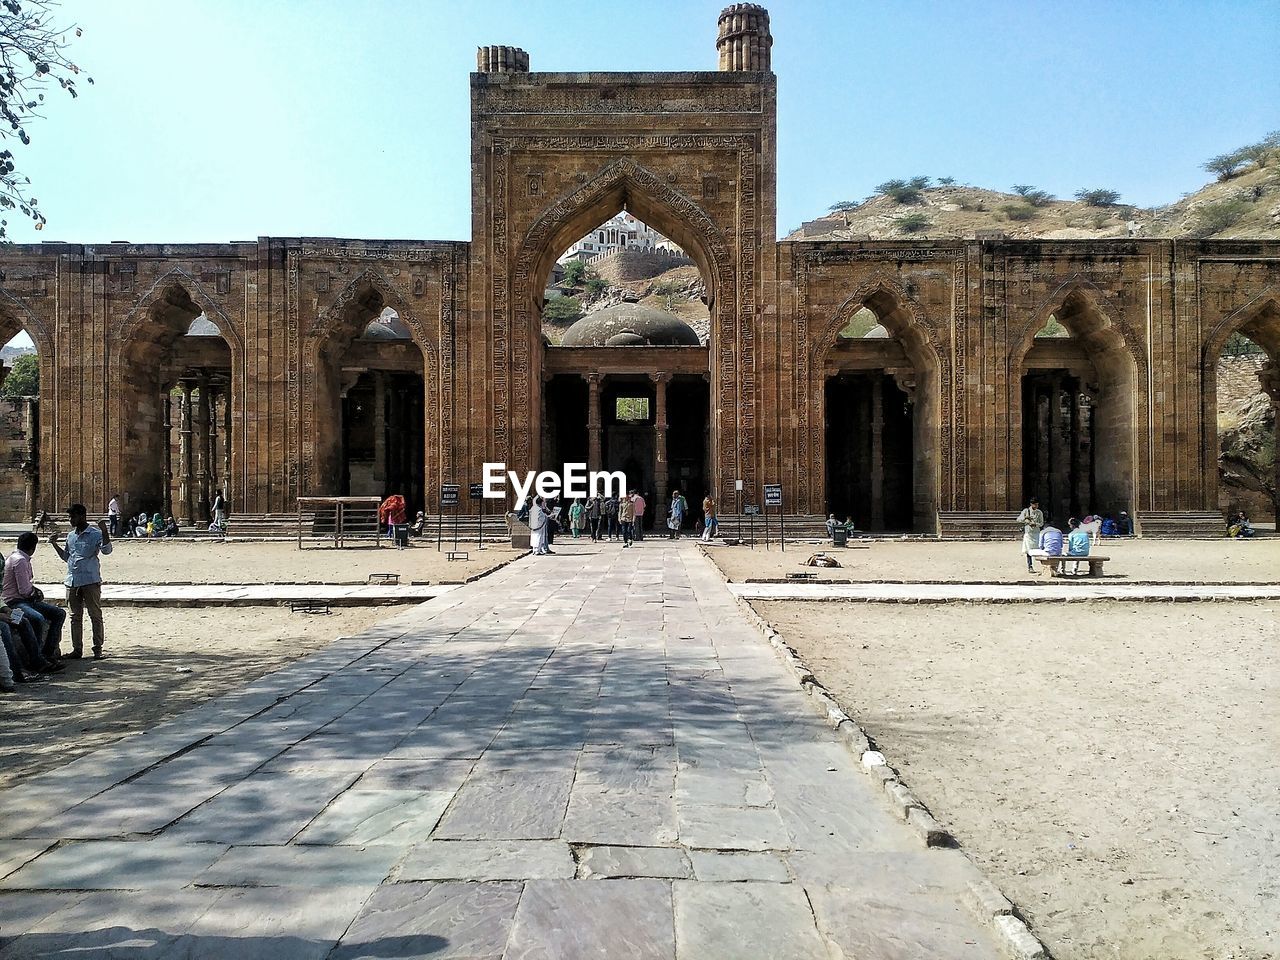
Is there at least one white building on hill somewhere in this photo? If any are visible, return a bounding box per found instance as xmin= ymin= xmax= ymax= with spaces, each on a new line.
xmin=558 ymin=213 xmax=684 ymax=264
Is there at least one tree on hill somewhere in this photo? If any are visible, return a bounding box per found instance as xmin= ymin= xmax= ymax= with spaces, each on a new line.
xmin=0 ymin=1 xmax=91 ymax=240
xmin=876 ymin=178 xmax=927 ymax=204
xmin=561 ymin=259 xmax=588 ymax=287
xmin=542 ymin=296 xmax=583 ymax=324
xmin=1075 ymin=189 xmax=1121 ymax=207
xmin=1 ymin=352 xmax=37 ymax=396
xmin=828 ymin=200 xmax=859 ymax=212
xmin=1013 ymin=184 xmax=1054 ymax=206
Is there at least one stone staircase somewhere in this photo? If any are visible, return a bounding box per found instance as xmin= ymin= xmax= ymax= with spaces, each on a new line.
xmin=1136 ymin=511 xmax=1225 ymax=539
xmin=938 ymin=511 xmax=1018 ymax=540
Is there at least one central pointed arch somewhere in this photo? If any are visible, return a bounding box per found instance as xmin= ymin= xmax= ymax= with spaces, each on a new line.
xmin=509 ymin=158 xmax=738 ymax=500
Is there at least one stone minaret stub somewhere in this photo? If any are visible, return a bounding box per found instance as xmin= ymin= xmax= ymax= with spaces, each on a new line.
xmin=476 ymin=46 xmax=530 ymax=73
xmin=717 ymin=4 xmax=772 ymax=72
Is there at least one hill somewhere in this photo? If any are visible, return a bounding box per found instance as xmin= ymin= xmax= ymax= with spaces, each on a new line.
xmin=790 ymin=163 xmax=1280 ymax=242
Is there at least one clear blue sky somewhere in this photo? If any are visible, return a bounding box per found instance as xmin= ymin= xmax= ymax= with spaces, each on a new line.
xmin=8 ymin=0 xmax=1279 ymax=243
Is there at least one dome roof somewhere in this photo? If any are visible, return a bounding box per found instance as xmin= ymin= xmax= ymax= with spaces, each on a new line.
xmin=560 ymin=302 xmax=700 ymax=347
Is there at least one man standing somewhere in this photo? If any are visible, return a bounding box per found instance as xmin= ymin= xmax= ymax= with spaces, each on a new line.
xmin=585 ymin=495 xmax=602 ymax=541
xmin=1015 ymin=497 xmax=1044 ymax=574
xmin=701 ymin=492 xmax=718 ymax=542
xmin=3 ymin=531 xmax=66 ymax=662
xmin=667 ymin=488 xmax=686 ymax=539
xmin=529 ymin=497 xmax=552 ymax=555
xmin=604 ymin=494 xmax=619 ymax=541
xmin=632 ymin=490 xmax=646 ymax=541
xmin=107 ymin=495 xmax=121 ymax=537
xmin=49 ymin=504 xmax=113 ymax=660
xmin=618 ymin=490 xmax=636 ymax=547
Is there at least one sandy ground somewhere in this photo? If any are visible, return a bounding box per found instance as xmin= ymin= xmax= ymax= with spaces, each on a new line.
xmin=755 ymin=600 xmax=1280 ymax=960
xmin=0 ymin=606 xmax=396 ymax=790
xmin=10 ymin=539 xmax=523 ymax=585
xmin=704 ymin=537 xmax=1280 ymax=584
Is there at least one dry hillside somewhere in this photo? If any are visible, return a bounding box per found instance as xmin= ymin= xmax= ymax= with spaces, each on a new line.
xmin=790 ymin=163 xmax=1280 ymax=242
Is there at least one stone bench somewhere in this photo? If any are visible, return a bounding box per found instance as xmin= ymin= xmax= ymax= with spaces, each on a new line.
xmin=1035 ymin=554 xmax=1110 ymax=577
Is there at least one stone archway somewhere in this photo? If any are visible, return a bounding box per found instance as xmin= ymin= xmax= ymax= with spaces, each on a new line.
xmin=1201 ymin=291 xmax=1280 ymax=520
xmin=812 ymin=277 xmax=943 ymax=533
xmin=112 ymin=275 xmax=242 ymax=519
xmin=508 ymin=159 xmax=736 ymax=500
xmin=0 ymin=289 xmax=55 ymax=518
xmin=305 ymin=270 xmax=440 ymax=509
xmin=1009 ymin=281 xmax=1141 ymax=521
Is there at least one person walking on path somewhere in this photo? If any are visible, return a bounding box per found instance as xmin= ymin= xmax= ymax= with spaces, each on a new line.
xmin=618 ymin=490 xmax=636 ymax=547
xmin=569 ymin=498 xmax=585 ymax=539
xmin=3 ymin=531 xmax=66 ymax=662
xmin=632 ymin=490 xmax=646 ymax=540
xmin=667 ymin=489 xmax=687 ymax=539
xmin=49 ymin=503 xmax=113 ymax=660
xmin=604 ymin=495 xmax=620 ymax=541
xmin=1016 ymin=497 xmax=1044 ymax=573
xmin=701 ymin=492 xmax=718 ymax=542
xmin=585 ymin=496 xmax=602 ymax=541
xmin=529 ymin=497 xmax=552 ymax=555
xmin=210 ymin=490 xmax=227 ymax=533
xmin=107 ymin=495 xmax=121 ymax=537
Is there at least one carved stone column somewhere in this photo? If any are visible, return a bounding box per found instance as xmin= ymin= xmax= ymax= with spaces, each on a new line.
xmin=585 ymin=373 xmax=602 ymax=473
xmin=870 ymin=375 xmax=885 ymax=530
xmin=223 ymin=387 xmax=232 ymax=504
xmin=208 ymin=386 xmax=220 ymax=501
xmin=372 ymin=372 xmax=387 ymax=491
xmin=1259 ymin=362 xmax=1280 ymax=520
xmin=195 ymin=373 xmax=211 ymax=522
xmin=162 ymin=391 xmax=173 ymax=519
xmin=178 ymin=380 xmax=194 ymax=524
xmin=651 ymin=373 xmax=670 ymax=507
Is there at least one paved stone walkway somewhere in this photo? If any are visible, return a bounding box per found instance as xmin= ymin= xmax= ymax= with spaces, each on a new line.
xmin=1 ymin=542 xmax=1000 ymax=958
xmin=731 ymin=581 xmax=1280 ymax=602
xmin=32 ymin=583 xmax=451 ymax=606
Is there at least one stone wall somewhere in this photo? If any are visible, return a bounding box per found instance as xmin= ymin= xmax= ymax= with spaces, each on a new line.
xmin=0 ymin=397 xmax=35 ymax=521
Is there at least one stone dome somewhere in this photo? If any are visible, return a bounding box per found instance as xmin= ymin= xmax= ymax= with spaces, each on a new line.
xmin=560 ymin=302 xmax=701 ymax=347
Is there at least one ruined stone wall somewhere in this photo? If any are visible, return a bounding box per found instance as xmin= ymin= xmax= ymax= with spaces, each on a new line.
xmin=0 ymin=397 xmax=34 ymax=520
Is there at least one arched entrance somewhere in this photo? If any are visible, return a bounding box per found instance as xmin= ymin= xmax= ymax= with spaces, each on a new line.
xmin=0 ymin=294 xmax=52 ymax=520
xmin=817 ymin=284 xmax=941 ymax=533
xmin=511 ymin=159 xmax=731 ymax=505
xmin=1203 ymin=295 xmax=1280 ymax=523
xmin=311 ymin=278 xmax=430 ymax=513
xmin=115 ymin=281 xmax=238 ymax=522
xmin=1012 ymin=286 xmax=1138 ymax=525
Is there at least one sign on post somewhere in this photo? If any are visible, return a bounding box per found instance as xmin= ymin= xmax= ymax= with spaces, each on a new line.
xmin=439 ymin=484 xmax=460 ymax=551
xmin=743 ymin=503 xmax=760 ymax=549
xmin=763 ymin=484 xmax=784 ymax=551
xmin=469 ymin=483 xmax=485 ymax=549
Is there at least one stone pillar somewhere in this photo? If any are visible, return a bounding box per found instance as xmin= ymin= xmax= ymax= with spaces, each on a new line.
xmin=178 ymin=380 xmax=194 ymax=524
xmin=585 ymin=373 xmax=602 ymax=473
xmin=372 ymin=372 xmax=387 ymax=491
xmin=476 ymin=45 xmax=530 ymax=72
xmin=652 ymin=373 xmax=670 ymax=507
xmin=21 ymin=397 xmax=37 ymax=520
xmin=223 ymin=388 xmax=232 ymax=503
xmin=208 ymin=386 xmax=220 ymax=501
xmin=162 ymin=391 xmax=173 ymax=519
xmin=1259 ymin=362 xmax=1280 ymax=521
xmin=870 ymin=375 xmax=885 ymax=531
xmin=1049 ymin=373 xmax=1071 ymax=519
xmin=195 ymin=373 xmax=211 ymax=522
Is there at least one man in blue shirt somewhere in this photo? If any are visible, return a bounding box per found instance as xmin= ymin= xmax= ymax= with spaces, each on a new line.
xmin=49 ymin=503 xmax=113 ymax=660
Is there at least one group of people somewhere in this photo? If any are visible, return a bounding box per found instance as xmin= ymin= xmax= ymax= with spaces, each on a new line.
xmin=524 ymin=488 xmax=716 ymax=555
xmin=1 ymin=504 xmax=113 ymax=694
xmin=1017 ymin=497 xmax=1098 ymax=574
xmin=98 ymin=491 xmax=229 ymax=539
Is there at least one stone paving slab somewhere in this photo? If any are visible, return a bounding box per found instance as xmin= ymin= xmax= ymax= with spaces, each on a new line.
xmin=0 ymin=542 xmax=1006 ymax=957
xmin=731 ymin=580 xmax=1280 ymax=602
xmin=34 ymin=582 xmax=452 ymax=605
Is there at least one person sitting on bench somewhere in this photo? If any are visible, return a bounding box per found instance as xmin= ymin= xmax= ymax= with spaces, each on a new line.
xmin=1028 ymin=519 xmax=1064 ymax=574
xmin=1065 ymin=517 xmax=1091 ymax=575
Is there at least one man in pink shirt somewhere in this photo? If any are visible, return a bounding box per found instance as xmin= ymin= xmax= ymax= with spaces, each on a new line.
xmin=3 ymin=532 xmax=66 ymax=661
xmin=632 ymin=491 xmax=646 ymax=541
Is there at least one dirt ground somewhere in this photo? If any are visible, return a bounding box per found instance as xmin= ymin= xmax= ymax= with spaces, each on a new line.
xmin=0 ymin=606 xmax=396 ymax=790
xmin=704 ymin=537 xmax=1280 ymax=584
xmin=13 ymin=539 xmax=523 ymax=585
xmin=756 ymin=599 xmax=1280 ymax=960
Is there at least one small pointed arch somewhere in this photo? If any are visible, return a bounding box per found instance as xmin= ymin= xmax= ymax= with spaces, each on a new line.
xmin=1204 ymin=288 xmax=1280 ymax=364
xmin=1011 ymin=277 xmax=1140 ymax=378
xmin=0 ymin=286 xmax=54 ymax=359
xmin=114 ymin=268 xmax=242 ymax=356
xmin=815 ymin=274 xmax=943 ymax=372
xmin=310 ymin=269 xmax=434 ymax=358
xmin=516 ymin=158 xmax=732 ymax=315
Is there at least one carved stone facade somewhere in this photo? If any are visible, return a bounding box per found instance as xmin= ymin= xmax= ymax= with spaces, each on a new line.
xmin=0 ymin=6 xmax=1275 ymax=529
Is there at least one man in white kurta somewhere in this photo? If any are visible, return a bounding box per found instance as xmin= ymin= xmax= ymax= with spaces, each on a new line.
xmin=1016 ymin=497 xmax=1044 ymax=573
xmin=529 ymin=499 xmax=551 ymax=555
